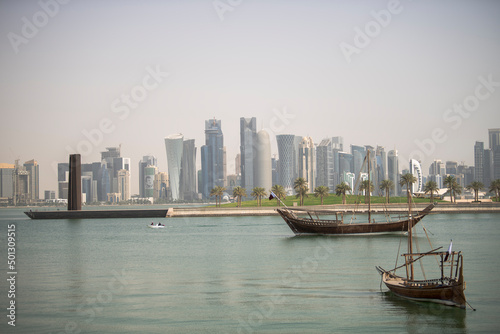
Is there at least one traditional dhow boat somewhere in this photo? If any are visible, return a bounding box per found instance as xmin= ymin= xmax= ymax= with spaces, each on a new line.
xmin=276 ymin=203 xmax=435 ymax=235
xmin=376 ymin=200 xmax=467 ymax=308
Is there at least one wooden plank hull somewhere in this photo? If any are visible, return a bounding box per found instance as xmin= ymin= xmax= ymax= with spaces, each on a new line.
xmin=379 ymin=271 xmax=466 ymax=309
xmin=277 ymin=203 xmax=434 ymax=235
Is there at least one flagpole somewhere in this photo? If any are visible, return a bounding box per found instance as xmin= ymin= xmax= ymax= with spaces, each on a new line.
xmin=270 ymin=191 xmax=289 ymax=209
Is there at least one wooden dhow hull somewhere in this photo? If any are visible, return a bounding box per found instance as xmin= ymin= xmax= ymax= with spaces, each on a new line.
xmin=277 ymin=203 xmax=435 ymax=235
xmin=376 ymin=268 xmax=466 ymax=309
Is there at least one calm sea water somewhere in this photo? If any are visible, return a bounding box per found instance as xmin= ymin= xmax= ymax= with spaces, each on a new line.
xmin=0 ymin=207 xmax=499 ymax=333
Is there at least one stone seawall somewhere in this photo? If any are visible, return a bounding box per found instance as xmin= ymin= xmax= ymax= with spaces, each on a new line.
xmin=166 ymin=203 xmax=500 ymax=218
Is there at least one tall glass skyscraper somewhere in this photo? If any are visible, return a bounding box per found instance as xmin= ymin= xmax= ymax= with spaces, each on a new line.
xmin=276 ymin=134 xmax=298 ymax=193
xmin=201 ymin=119 xmax=225 ymax=199
xmin=387 ymin=150 xmax=399 ymax=196
xmin=165 ymin=134 xmax=184 ymax=201
xmin=180 ymin=138 xmax=197 ymax=201
xmin=240 ymin=117 xmax=256 ymax=193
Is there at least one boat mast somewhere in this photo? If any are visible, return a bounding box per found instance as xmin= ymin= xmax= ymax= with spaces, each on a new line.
xmin=408 ymin=183 xmax=414 ymax=281
xmin=367 ymin=149 xmax=371 ymax=224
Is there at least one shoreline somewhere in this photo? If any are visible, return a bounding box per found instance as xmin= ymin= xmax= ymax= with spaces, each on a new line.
xmin=166 ymin=202 xmax=500 ymax=218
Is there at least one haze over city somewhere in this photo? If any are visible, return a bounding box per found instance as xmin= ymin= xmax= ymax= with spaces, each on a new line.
xmin=1 ymin=0 xmax=499 ymax=195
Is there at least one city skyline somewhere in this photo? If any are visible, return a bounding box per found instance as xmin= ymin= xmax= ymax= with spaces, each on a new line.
xmin=1 ymin=1 xmax=499 ymax=194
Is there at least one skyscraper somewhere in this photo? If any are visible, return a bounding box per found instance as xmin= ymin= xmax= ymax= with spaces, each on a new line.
xmin=316 ymin=138 xmax=334 ymax=190
xmin=299 ymin=136 xmax=315 ymax=191
xmin=489 ymin=129 xmax=500 ymax=180
xmin=138 ymin=155 xmax=157 ymax=198
xmin=474 ymin=141 xmax=484 ymax=182
xmin=23 ymin=159 xmax=39 ymax=200
xmin=276 ymin=134 xmax=298 ymax=193
xmin=409 ymin=159 xmax=423 ymax=193
xmin=254 ymin=130 xmax=272 ymax=191
xmin=351 ymin=145 xmax=366 ymax=177
xmin=240 ymin=117 xmax=256 ymax=193
xmin=201 ymin=119 xmax=225 ymax=199
xmin=165 ymin=133 xmax=184 ymax=201
xmin=117 ymin=169 xmax=130 ymax=201
xmin=180 ymin=138 xmax=197 ymax=201
xmin=387 ymin=150 xmax=400 ymax=196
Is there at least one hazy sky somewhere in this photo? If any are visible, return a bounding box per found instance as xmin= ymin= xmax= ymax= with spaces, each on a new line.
xmin=1 ymin=0 xmax=499 ymax=195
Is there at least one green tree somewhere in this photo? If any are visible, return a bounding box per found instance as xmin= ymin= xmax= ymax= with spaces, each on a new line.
xmin=423 ymin=180 xmax=439 ymax=203
xmin=444 ymin=175 xmax=456 ymax=203
xmin=314 ymin=186 xmax=330 ymax=205
xmin=359 ymin=179 xmax=374 ymax=204
xmin=251 ymin=187 xmax=267 ymax=207
xmin=232 ymin=186 xmax=246 ymax=207
xmin=293 ymin=177 xmax=309 ymax=206
xmin=211 ymin=186 xmax=226 ymax=207
xmin=466 ymin=181 xmax=484 ymax=202
xmin=400 ymin=173 xmax=417 ymax=205
xmin=335 ymin=182 xmax=352 ymax=205
xmin=489 ymin=179 xmax=500 ymax=202
xmin=270 ymin=184 xmax=286 ymax=206
xmin=379 ymin=179 xmax=394 ymax=204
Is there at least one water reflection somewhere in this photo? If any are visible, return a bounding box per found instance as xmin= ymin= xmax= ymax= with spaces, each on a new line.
xmin=380 ymin=291 xmax=467 ymax=333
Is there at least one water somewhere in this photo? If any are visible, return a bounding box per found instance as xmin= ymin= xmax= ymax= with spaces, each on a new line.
xmin=0 ymin=208 xmax=499 ymax=333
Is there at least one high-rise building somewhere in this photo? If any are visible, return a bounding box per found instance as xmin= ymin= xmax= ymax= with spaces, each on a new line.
xmin=445 ymin=161 xmax=458 ymax=175
xmin=144 ymin=165 xmax=158 ymax=198
xmin=23 ymin=159 xmax=39 ymax=200
xmin=255 ymin=130 xmax=272 ymax=191
xmin=490 ymin=129 xmax=500 ymax=180
xmin=0 ymin=163 xmax=15 ymax=199
xmin=117 ymin=169 xmax=130 ymax=201
xmin=483 ymin=149 xmax=493 ymax=187
xmin=351 ymin=145 xmax=365 ymax=177
xmin=240 ymin=117 xmax=256 ymax=193
xmin=387 ymin=150 xmax=399 ymax=196
xmin=201 ymin=119 xmax=225 ymax=199
xmin=338 ymin=152 xmax=353 ymax=184
xmin=298 ymin=136 xmax=315 ymax=192
xmin=331 ymin=136 xmax=343 ymax=151
xmin=429 ymin=160 xmax=445 ymax=176
xmin=138 ymin=155 xmax=157 ymax=198
xmin=180 ymin=138 xmax=197 ymax=201
xmin=165 ymin=134 xmax=184 ymax=201
xmin=316 ymin=138 xmax=334 ymax=190
xmin=409 ymin=159 xmax=423 ymax=193
xmin=276 ymin=134 xmax=299 ymax=194
xmin=474 ymin=141 xmax=484 ymax=182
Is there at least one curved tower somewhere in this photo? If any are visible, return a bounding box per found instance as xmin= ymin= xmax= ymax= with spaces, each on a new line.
xmin=409 ymin=159 xmax=423 ymax=194
xmin=165 ymin=134 xmax=184 ymax=201
xmin=276 ymin=134 xmax=297 ymax=193
xmin=255 ymin=130 xmax=272 ymax=191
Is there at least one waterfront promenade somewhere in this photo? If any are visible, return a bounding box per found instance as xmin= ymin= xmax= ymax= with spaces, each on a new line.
xmin=166 ymin=202 xmax=500 ymax=218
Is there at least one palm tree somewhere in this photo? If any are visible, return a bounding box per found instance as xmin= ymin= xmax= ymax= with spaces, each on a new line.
xmin=423 ymin=180 xmax=439 ymax=203
xmin=359 ymin=180 xmax=374 ymax=204
xmin=400 ymin=173 xmax=417 ymax=205
xmin=314 ymin=186 xmax=330 ymax=205
xmin=466 ymin=181 xmax=484 ymax=202
xmin=379 ymin=179 xmax=394 ymax=204
xmin=251 ymin=187 xmax=267 ymax=207
xmin=489 ymin=179 xmax=500 ymax=202
xmin=452 ymin=181 xmax=462 ymax=203
xmin=335 ymin=182 xmax=352 ymax=205
xmin=444 ymin=175 xmax=456 ymax=203
xmin=270 ymin=184 xmax=286 ymax=206
xmin=232 ymin=186 xmax=246 ymax=207
xmin=293 ymin=177 xmax=309 ymax=206
xmin=211 ymin=186 xmax=225 ymax=207
xmin=210 ymin=187 xmax=219 ymax=207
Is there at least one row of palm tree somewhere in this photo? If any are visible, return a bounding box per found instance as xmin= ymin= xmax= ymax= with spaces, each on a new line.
xmin=210 ymin=177 xmax=500 ymax=207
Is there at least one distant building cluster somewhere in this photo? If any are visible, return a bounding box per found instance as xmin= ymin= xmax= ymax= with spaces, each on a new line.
xmin=1 ymin=125 xmax=499 ymax=205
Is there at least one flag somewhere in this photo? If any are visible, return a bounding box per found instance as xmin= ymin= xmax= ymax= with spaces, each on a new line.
xmin=444 ymin=239 xmax=452 ymax=261
xmin=269 ymin=191 xmax=276 ymax=200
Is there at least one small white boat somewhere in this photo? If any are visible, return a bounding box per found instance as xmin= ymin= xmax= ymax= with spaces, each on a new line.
xmin=148 ymin=224 xmax=165 ymax=229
